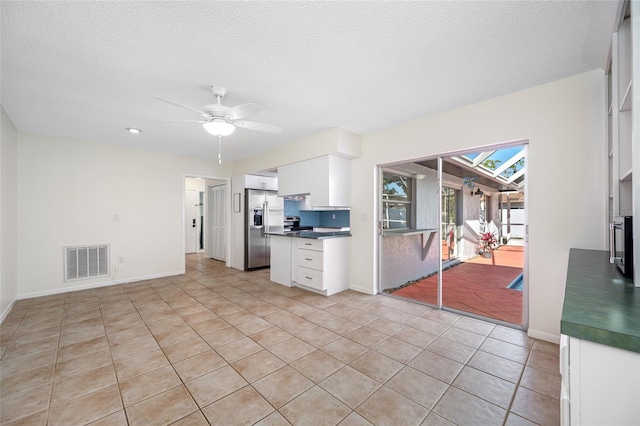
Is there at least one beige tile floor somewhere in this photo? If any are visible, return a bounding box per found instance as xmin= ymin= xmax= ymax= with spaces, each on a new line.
xmin=0 ymin=253 xmax=560 ymax=425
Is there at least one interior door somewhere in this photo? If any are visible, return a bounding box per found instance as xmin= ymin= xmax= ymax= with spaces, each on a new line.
xmin=208 ymin=184 xmax=226 ymax=261
xmin=185 ymin=189 xmax=199 ymax=254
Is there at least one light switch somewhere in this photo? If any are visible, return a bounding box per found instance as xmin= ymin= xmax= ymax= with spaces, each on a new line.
xmin=113 ymin=214 xmax=120 ymax=222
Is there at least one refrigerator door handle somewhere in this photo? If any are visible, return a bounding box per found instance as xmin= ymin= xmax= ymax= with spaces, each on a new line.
xmin=262 ymin=201 xmax=268 ymax=237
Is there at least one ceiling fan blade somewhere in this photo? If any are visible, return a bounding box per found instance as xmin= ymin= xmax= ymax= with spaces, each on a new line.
xmin=228 ymin=103 xmax=262 ymax=120
xmin=157 ymin=120 xmax=207 ymax=123
xmin=234 ymin=120 xmax=281 ymax=133
xmin=154 ymin=97 xmax=205 ymax=115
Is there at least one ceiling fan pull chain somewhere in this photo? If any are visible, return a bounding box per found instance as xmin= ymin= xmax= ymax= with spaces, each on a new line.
xmin=218 ymin=135 xmax=222 ymax=164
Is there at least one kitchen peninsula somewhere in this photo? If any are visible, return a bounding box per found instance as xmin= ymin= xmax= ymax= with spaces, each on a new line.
xmin=560 ymin=248 xmax=640 ymax=425
xmin=268 ymin=231 xmax=351 ymax=296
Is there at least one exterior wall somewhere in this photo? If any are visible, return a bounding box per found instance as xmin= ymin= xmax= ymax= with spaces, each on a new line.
xmin=16 ymin=133 xmax=226 ymax=297
xmin=381 ymin=164 xmax=439 ymax=289
xmin=1 ymin=106 xmax=19 ymax=320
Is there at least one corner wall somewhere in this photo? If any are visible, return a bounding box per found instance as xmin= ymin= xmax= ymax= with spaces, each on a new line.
xmin=16 ymin=133 xmax=226 ymax=297
xmin=350 ymin=70 xmax=607 ymax=342
xmin=1 ymin=106 xmax=19 ymax=320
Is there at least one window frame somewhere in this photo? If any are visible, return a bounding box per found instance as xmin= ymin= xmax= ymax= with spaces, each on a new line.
xmin=382 ymin=169 xmax=415 ymax=230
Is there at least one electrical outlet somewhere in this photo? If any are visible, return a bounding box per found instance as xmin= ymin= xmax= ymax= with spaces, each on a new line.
xmin=332 ymin=213 xmax=336 ymax=220
xmin=118 ymin=256 xmax=125 ymax=264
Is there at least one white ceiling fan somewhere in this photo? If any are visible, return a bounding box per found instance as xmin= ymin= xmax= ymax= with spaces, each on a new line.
xmin=156 ymin=86 xmax=281 ymax=137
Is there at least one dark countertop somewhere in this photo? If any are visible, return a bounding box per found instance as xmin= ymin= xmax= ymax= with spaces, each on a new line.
xmin=561 ymin=248 xmax=640 ymax=352
xmin=267 ymin=231 xmax=351 ymax=240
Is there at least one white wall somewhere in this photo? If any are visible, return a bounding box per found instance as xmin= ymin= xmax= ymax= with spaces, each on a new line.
xmin=350 ymin=70 xmax=606 ymax=342
xmin=229 ymin=175 xmax=243 ymax=270
xmin=232 ymin=128 xmax=362 ymax=176
xmin=16 ymin=133 xmax=227 ymax=297
xmin=1 ymin=106 xmax=19 ymax=320
xmin=185 ymin=177 xmax=206 ymax=192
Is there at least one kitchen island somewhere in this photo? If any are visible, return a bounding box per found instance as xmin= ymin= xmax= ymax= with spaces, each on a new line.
xmin=560 ymin=248 xmax=640 ymax=425
xmin=267 ymin=231 xmax=351 ymax=295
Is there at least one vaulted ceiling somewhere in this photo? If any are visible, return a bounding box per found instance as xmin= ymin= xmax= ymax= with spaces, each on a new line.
xmin=1 ymin=1 xmax=619 ymax=162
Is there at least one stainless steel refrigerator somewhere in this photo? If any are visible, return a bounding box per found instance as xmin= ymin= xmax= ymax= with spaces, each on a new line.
xmin=245 ymin=189 xmax=284 ymax=270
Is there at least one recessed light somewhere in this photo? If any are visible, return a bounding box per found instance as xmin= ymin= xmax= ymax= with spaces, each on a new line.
xmin=126 ymin=128 xmax=142 ymax=134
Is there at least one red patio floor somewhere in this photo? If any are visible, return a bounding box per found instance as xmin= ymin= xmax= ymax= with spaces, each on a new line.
xmin=391 ymin=245 xmax=524 ymax=324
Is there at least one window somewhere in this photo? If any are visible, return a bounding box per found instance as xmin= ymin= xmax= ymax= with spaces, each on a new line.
xmin=382 ymin=170 xmax=413 ymax=229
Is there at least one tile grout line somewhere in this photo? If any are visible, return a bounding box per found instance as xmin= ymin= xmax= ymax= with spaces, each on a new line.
xmin=1 ymin=254 xmax=558 ymax=426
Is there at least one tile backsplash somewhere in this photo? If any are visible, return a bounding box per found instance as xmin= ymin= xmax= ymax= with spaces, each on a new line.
xmin=284 ymin=199 xmax=350 ymax=228
xmin=318 ymin=210 xmax=350 ymax=228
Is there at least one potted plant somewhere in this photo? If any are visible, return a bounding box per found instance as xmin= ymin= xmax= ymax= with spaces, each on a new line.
xmin=479 ymin=231 xmax=498 ymax=258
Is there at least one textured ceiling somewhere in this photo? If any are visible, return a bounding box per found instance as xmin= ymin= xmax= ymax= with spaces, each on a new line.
xmin=1 ymin=1 xmax=619 ymax=163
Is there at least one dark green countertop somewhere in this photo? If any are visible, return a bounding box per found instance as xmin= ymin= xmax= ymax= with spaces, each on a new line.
xmin=561 ymin=248 xmax=640 ymax=352
xmin=267 ymin=231 xmax=351 ymax=239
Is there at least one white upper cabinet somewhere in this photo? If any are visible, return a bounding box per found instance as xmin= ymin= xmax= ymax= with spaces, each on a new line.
xmin=244 ymin=174 xmax=278 ymax=191
xmin=278 ymin=155 xmax=350 ymax=207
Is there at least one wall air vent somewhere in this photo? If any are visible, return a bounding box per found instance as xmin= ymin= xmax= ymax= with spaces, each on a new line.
xmin=64 ymin=244 xmax=110 ymax=281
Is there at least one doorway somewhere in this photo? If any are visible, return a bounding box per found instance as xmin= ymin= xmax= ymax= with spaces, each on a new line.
xmin=183 ymin=175 xmax=230 ymax=269
xmin=379 ymin=142 xmax=527 ymax=328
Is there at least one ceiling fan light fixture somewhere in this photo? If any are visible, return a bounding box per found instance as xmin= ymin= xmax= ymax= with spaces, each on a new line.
xmin=203 ymin=119 xmax=235 ymax=136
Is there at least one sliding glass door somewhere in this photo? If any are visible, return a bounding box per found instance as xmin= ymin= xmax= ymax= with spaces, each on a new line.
xmin=378 ymin=143 xmax=527 ymax=328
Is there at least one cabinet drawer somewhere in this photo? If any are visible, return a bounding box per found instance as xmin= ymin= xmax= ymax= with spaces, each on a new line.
xmin=296 ymin=238 xmax=323 ymax=251
xmin=294 ymin=266 xmax=325 ymax=291
xmin=296 ymin=249 xmax=323 ymax=270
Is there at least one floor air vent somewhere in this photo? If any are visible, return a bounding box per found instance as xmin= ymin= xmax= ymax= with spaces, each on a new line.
xmin=64 ymin=244 xmax=110 ymax=281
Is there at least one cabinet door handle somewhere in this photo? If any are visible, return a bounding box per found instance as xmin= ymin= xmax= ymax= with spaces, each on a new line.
xmin=305 ymin=258 xmax=312 ymax=261
xmin=305 ymin=243 xmax=312 ymax=245
xmin=305 ymin=276 xmax=312 ymax=280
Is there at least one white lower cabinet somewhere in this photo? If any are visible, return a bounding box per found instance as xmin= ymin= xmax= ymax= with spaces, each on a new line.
xmin=292 ymin=237 xmax=350 ymax=296
xmin=269 ymin=235 xmax=292 ymax=286
xmin=565 ymin=335 xmax=640 ymax=425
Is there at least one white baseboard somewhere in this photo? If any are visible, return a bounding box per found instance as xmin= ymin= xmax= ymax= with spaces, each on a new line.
xmin=0 ymin=298 xmax=17 ymax=324
xmin=528 ymin=328 xmax=560 ymax=344
xmin=349 ymin=284 xmax=376 ymax=295
xmin=17 ymin=271 xmax=183 ymax=300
